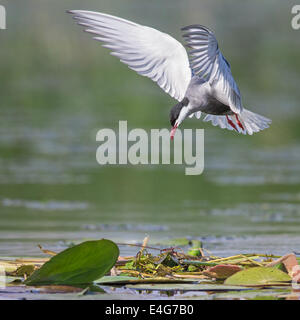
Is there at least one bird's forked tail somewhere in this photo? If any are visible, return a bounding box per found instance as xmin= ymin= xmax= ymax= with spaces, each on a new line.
xmin=203 ymin=109 xmax=271 ymax=135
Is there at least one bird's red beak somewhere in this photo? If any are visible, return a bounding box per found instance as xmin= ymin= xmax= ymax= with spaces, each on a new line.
xmin=170 ymin=123 xmax=178 ymax=140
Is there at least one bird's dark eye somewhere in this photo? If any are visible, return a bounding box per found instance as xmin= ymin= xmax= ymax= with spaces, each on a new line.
xmin=170 ymin=107 xmax=180 ymax=127
xmin=170 ymin=117 xmax=176 ymax=127
xmin=169 ymin=98 xmax=189 ymax=127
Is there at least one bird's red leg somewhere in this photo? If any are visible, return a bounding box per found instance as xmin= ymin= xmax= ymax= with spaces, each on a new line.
xmin=235 ymin=114 xmax=244 ymax=130
xmin=226 ymin=115 xmax=238 ymax=132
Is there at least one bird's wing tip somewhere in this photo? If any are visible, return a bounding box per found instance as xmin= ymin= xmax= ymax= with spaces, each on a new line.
xmin=66 ymin=10 xmax=89 ymax=16
xmin=181 ymin=24 xmax=214 ymax=34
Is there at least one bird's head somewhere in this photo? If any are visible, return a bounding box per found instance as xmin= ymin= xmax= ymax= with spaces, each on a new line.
xmin=169 ymin=101 xmax=189 ymax=140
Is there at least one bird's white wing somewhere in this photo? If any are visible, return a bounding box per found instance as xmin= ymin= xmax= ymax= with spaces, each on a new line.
xmin=182 ymin=25 xmax=242 ymax=114
xmin=69 ymin=10 xmax=192 ymax=101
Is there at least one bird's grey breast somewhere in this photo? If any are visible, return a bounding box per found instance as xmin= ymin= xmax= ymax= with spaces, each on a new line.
xmin=185 ymin=77 xmax=209 ymax=110
xmin=185 ymin=76 xmax=232 ymax=115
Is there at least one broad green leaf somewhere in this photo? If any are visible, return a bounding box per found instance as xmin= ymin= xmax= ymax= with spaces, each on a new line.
xmin=225 ymin=267 xmax=291 ymax=287
xmin=25 ymin=239 xmax=119 ymax=285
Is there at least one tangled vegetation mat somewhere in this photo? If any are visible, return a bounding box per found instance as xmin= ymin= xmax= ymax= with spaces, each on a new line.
xmin=1 ymin=238 xmax=300 ymax=300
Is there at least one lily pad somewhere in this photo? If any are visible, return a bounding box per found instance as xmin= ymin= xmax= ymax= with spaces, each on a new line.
xmin=25 ymin=239 xmax=119 ymax=285
xmin=211 ymin=288 xmax=291 ymax=300
xmin=224 ymin=267 xmax=291 ymax=287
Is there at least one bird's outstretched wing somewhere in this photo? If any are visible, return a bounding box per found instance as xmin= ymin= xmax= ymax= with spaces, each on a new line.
xmin=182 ymin=25 xmax=242 ymax=114
xmin=68 ymin=10 xmax=192 ymax=101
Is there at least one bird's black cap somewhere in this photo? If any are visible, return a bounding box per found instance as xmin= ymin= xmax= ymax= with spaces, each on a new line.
xmin=169 ymin=97 xmax=189 ymax=127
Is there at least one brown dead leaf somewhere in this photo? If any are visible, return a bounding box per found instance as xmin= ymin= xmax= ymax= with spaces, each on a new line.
xmin=267 ymin=253 xmax=299 ymax=276
xmin=203 ymin=264 xmax=242 ymax=280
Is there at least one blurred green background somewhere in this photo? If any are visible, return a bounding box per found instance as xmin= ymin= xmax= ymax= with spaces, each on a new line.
xmin=0 ymin=0 xmax=300 ymax=257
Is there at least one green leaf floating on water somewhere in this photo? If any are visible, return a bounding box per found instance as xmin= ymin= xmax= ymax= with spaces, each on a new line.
xmin=25 ymin=239 xmax=119 ymax=285
xmin=224 ymin=267 xmax=291 ymax=287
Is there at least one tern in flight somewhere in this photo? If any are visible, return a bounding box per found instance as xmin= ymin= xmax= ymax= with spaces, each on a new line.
xmin=68 ymin=10 xmax=271 ymax=138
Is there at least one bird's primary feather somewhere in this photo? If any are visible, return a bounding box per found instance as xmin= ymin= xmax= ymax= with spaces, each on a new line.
xmin=68 ymin=10 xmax=192 ymax=102
xmin=182 ymin=25 xmax=243 ymax=114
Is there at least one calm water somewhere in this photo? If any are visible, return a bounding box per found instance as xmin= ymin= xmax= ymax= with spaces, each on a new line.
xmin=0 ymin=0 xmax=300 ymax=261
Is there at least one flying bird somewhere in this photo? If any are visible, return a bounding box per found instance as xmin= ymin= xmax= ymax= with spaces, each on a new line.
xmin=68 ymin=10 xmax=271 ymax=138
